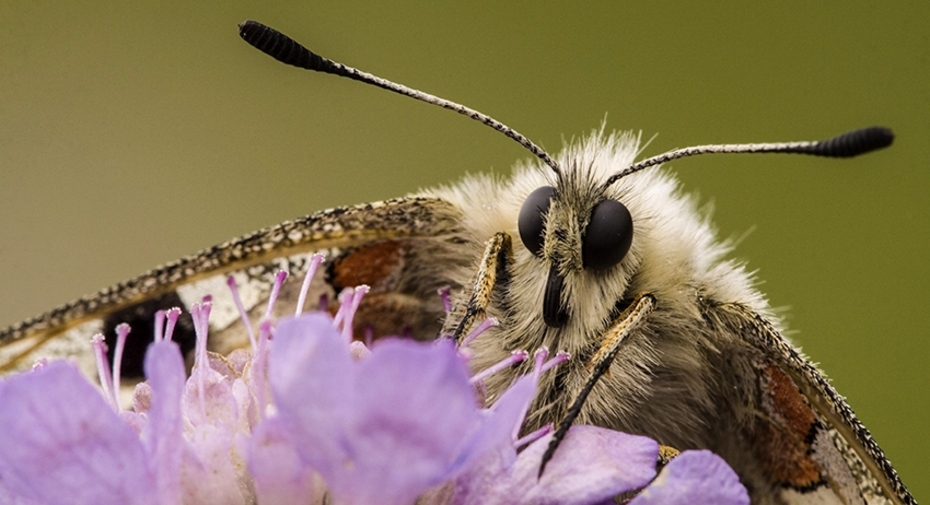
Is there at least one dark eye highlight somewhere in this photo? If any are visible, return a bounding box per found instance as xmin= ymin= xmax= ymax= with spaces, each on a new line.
xmin=582 ymin=199 xmax=633 ymax=270
xmin=518 ymin=186 xmax=557 ymax=257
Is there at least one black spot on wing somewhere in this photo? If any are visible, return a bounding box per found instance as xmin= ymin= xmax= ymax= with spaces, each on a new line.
xmin=102 ymin=291 xmax=196 ymax=379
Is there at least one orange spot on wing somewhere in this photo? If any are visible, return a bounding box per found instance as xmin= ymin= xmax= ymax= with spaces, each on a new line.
xmin=753 ymin=364 xmax=825 ymax=490
xmin=326 ymin=241 xmax=441 ymax=341
xmin=329 ymin=240 xmax=406 ymax=291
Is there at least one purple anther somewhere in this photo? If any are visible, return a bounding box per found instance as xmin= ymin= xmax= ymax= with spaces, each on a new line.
xmin=164 ymin=307 xmax=182 ymax=342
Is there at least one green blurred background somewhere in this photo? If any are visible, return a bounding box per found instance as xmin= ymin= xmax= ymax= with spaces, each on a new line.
xmin=1 ymin=1 xmax=926 ymax=496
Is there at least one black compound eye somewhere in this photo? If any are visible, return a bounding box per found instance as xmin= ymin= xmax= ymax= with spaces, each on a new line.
xmin=582 ymin=199 xmax=633 ymax=270
xmin=518 ymin=186 xmax=557 ymax=257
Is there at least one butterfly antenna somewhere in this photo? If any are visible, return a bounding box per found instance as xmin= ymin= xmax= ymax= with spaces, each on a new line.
xmin=239 ymin=20 xmax=561 ymax=177
xmin=601 ymin=126 xmax=894 ymax=190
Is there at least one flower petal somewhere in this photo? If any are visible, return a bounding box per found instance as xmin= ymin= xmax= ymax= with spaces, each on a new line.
xmin=268 ymin=313 xmax=354 ymax=466
xmin=327 ymin=338 xmax=477 ymax=502
xmin=456 ymin=374 xmax=537 ymax=470
xmin=183 ymin=366 xmax=237 ymax=427
xmin=143 ymin=340 xmax=187 ymax=505
xmin=180 ymin=424 xmax=250 ymax=505
xmin=523 ymin=426 xmax=657 ymax=503
xmin=249 ymin=418 xmax=319 ymax=505
xmin=629 ymin=450 xmax=749 ymax=505
xmin=0 ymin=361 xmax=157 ymax=505
xmin=454 ymin=425 xmax=658 ymax=505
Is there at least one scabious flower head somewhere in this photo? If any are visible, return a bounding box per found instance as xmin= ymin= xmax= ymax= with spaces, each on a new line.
xmin=0 ymin=254 xmax=749 ymax=504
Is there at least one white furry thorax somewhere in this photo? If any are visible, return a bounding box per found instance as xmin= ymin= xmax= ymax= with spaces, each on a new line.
xmin=423 ymin=127 xmax=776 ymax=446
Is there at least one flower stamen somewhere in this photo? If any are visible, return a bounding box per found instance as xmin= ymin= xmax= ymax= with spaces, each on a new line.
xmin=154 ymin=309 xmax=166 ymax=342
xmin=91 ymin=334 xmax=116 ymax=411
xmin=190 ymin=301 xmax=213 ymax=420
xmin=295 ymin=253 xmax=326 ymax=316
xmin=514 ymin=423 xmax=553 ymax=449
xmin=164 ymin=307 xmax=182 ymax=342
xmin=226 ymin=275 xmax=258 ymax=350
xmin=460 ymin=317 xmax=499 ymax=348
xmin=110 ymin=323 xmax=131 ymax=408
xmin=470 ymin=349 xmax=528 ymax=385
xmin=254 ymin=318 xmax=274 ymax=419
xmin=540 ymin=350 xmax=570 ymax=375
xmin=437 ymin=286 xmax=452 ymax=314
xmin=332 ymin=287 xmax=355 ymax=329
xmin=263 ymin=270 xmax=289 ymax=320
xmin=532 ymin=347 xmax=549 ymax=374
xmin=342 ymin=284 xmax=369 ymax=342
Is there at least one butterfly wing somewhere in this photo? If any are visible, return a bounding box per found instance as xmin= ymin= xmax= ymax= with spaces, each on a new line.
xmin=0 ymin=197 xmax=470 ymax=382
xmin=707 ymin=302 xmax=914 ymax=505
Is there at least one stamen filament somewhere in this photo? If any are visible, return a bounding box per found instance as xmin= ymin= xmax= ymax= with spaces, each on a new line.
xmin=540 ymin=351 xmax=570 ymax=375
xmin=342 ymin=285 xmax=369 ymax=342
xmin=461 ymin=317 xmax=499 ymax=348
xmin=227 ymin=275 xmax=258 ymax=350
xmin=164 ymin=307 xmax=182 ymax=342
xmin=514 ymin=423 xmax=553 ymax=449
xmin=110 ymin=323 xmax=131 ymax=408
xmin=153 ymin=310 xmax=166 ymax=343
xmin=263 ymin=270 xmax=289 ymax=320
xmin=91 ymin=334 xmax=116 ymax=411
xmin=470 ymin=350 xmax=528 ymax=385
xmin=332 ymin=287 xmax=354 ymax=329
xmin=437 ymin=286 xmax=452 ymax=314
xmin=295 ymin=253 xmax=326 ymax=316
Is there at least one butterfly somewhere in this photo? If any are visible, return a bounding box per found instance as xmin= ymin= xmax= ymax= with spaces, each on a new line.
xmin=0 ymin=20 xmax=914 ymax=504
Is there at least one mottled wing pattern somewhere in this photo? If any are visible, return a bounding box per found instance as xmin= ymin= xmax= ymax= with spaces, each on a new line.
xmin=0 ymin=197 xmax=470 ymax=384
xmin=708 ymin=302 xmax=914 ymax=505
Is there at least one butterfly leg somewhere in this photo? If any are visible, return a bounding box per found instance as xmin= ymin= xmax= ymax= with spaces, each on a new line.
xmin=451 ymin=232 xmax=512 ymax=344
xmin=538 ymin=293 xmax=656 ymax=477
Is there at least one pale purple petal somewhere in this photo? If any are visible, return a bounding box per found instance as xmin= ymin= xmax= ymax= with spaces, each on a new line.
xmin=324 ymin=338 xmax=477 ymax=503
xmin=262 ymin=314 xmax=528 ymax=505
xmin=231 ymin=376 xmax=259 ymax=431
xmin=448 ymin=442 xmax=513 ymax=505
xmin=269 ymin=313 xmax=353 ymax=462
xmin=629 ymin=450 xmax=749 ymax=505
xmin=0 ymin=361 xmax=157 ymax=505
xmin=429 ymin=371 xmax=539 ymax=502
xmin=250 ymin=419 xmax=319 ymax=505
xmin=183 ymin=367 xmax=237 ymax=427
xmin=119 ymin=410 xmax=146 ymax=435
xmin=454 ymin=425 xmax=658 ymax=505
xmin=453 ymin=374 xmax=538 ymax=472
xmin=180 ymin=424 xmax=250 ymax=505
xmin=143 ymin=340 xmax=187 ymax=505
xmin=0 ymin=484 xmax=43 ymax=505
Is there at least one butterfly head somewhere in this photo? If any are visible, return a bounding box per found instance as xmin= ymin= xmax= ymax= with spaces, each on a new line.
xmin=511 ymin=130 xmax=655 ymax=337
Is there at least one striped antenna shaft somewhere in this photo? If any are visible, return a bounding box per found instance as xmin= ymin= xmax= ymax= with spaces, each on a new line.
xmin=602 ymin=127 xmax=894 ymax=189
xmin=238 ymin=20 xmax=561 ymax=176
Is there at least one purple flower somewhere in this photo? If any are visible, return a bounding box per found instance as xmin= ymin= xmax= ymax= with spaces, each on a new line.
xmin=0 ymin=340 xmax=185 ymax=505
xmin=250 ymin=313 xmax=533 ymax=505
xmin=451 ymin=424 xmax=659 ymax=505
xmin=629 ymin=450 xmax=749 ymax=505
